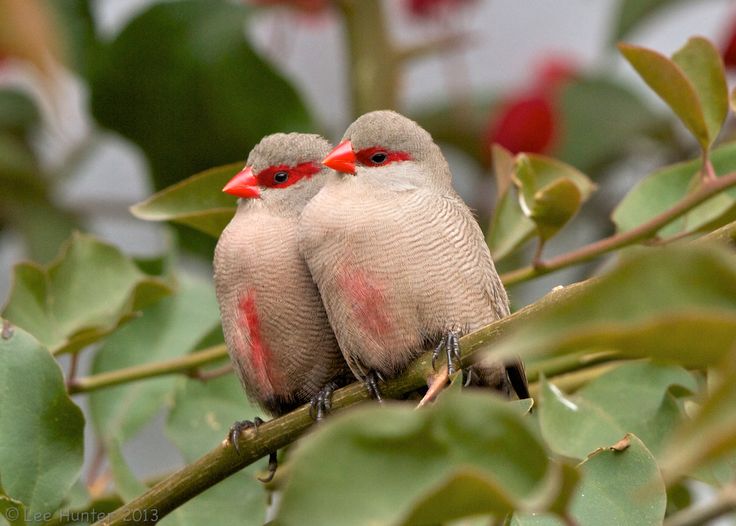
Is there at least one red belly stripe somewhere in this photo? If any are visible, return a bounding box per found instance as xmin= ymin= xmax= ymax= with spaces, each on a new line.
xmin=238 ymin=291 xmax=280 ymax=393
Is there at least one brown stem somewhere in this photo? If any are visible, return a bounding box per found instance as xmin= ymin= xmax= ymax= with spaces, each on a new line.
xmin=65 ymin=353 xmax=80 ymax=390
xmin=701 ymin=151 xmax=716 ymax=184
xmin=501 ymin=172 xmax=736 ymax=286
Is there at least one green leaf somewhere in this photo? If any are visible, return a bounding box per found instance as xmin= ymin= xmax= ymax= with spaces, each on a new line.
xmin=618 ymin=38 xmax=727 ymax=150
xmin=89 ymin=0 xmax=313 ymax=192
xmin=613 ymin=142 xmax=736 ymax=236
xmin=513 ymin=435 xmax=666 ymax=526
xmin=491 ymin=245 xmax=736 ymax=366
xmin=277 ymin=391 xmax=556 ymax=526
xmin=513 ymin=154 xmax=594 ymax=243
xmin=0 ymin=322 xmax=84 ymax=520
xmin=539 ymin=363 xmax=697 ymax=460
xmin=398 ymin=470 xmax=517 ymax=525
xmin=131 ymin=162 xmax=239 ymax=237
xmin=486 ymin=188 xmax=536 ymax=261
xmin=90 ymin=277 xmax=221 ymax=445
xmin=662 ymin=351 xmax=736 ymax=484
xmin=166 ymin=372 xmax=261 ymax=462
xmin=45 ymin=0 xmax=98 ymax=78
xmin=0 ymin=88 xmax=40 ymax=134
xmin=555 ymin=77 xmax=668 ymax=171
xmin=529 ymin=178 xmax=582 ymax=242
xmin=488 ymin=152 xmax=594 ymax=260
xmin=539 ymin=376 xmax=625 ymax=461
xmin=671 ymin=37 xmax=729 ymax=146
xmin=610 ymin=0 xmax=702 ymax=42
xmin=571 ymin=435 xmax=666 ymax=525
xmin=0 ymin=89 xmax=78 ymax=263
xmin=2 ymin=233 xmax=171 ymax=354
xmin=164 ymin=374 xmax=266 ymax=526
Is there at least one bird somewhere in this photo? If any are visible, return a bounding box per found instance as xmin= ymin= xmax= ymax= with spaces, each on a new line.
xmin=214 ymin=133 xmax=354 ymax=476
xmin=298 ymin=110 xmax=528 ymax=401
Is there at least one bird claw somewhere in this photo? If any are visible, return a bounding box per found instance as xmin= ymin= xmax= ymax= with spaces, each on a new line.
xmin=309 ymin=381 xmax=338 ymax=421
xmin=433 ymin=329 xmax=463 ymax=376
xmin=257 ymin=451 xmax=278 ymax=483
xmin=228 ymin=417 xmax=264 ymax=454
xmin=462 ymin=366 xmax=474 ymax=387
xmin=364 ymin=370 xmax=384 ymax=403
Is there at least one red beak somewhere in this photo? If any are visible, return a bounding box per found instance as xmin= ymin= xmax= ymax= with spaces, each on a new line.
xmin=223 ymin=165 xmax=260 ymax=198
xmin=323 ymin=140 xmax=356 ymax=174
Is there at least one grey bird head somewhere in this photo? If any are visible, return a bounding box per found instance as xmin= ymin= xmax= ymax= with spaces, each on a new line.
xmin=223 ymin=133 xmax=333 ymax=215
xmin=323 ymin=110 xmax=452 ymax=191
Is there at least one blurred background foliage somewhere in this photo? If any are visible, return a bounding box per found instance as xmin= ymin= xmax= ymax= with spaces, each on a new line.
xmin=2 ymin=0 xmax=736 ymax=525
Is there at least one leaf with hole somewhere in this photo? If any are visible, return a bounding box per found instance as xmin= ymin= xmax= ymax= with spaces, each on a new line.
xmin=514 ymin=435 xmax=665 ymax=526
xmin=538 ymin=363 xmax=697 ymax=460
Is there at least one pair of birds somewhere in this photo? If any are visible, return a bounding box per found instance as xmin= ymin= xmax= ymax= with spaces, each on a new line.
xmin=214 ymin=110 xmax=528 ymax=443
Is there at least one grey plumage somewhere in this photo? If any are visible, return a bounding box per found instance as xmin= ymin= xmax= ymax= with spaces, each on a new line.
xmin=298 ymin=111 xmax=528 ymax=398
xmin=214 ymin=133 xmax=354 ymax=416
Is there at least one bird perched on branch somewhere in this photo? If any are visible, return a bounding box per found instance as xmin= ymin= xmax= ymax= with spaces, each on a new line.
xmin=298 ymin=110 xmax=528 ymax=400
xmin=214 ymin=133 xmax=354 ymax=477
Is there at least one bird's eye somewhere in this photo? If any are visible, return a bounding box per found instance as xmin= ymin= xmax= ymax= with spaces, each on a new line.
xmin=370 ymin=152 xmax=388 ymax=165
xmin=273 ymin=171 xmax=289 ymax=184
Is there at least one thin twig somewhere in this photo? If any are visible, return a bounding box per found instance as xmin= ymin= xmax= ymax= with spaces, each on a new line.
xmin=501 ymin=172 xmax=736 ymax=286
xmin=663 ymin=484 xmax=736 ymax=526
xmin=65 ymin=353 xmax=80 ymax=391
xmin=187 ymin=362 xmax=233 ymax=382
xmin=67 ymin=345 xmax=228 ymax=394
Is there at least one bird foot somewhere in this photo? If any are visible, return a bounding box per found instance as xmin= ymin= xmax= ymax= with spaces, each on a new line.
xmin=432 ymin=329 xmax=463 ymax=376
xmin=228 ymin=417 xmax=264 ymax=454
xmin=309 ymin=381 xmax=338 ymax=421
xmin=363 ymin=370 xmax=384 ymax=403
xmin=257 ymin=451 xmax=278 ymax=483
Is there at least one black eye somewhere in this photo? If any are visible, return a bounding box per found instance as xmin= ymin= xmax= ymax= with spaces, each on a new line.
xmin=273 ymin=171 xmax=289 ymax=184
xmin=370 ymin=152 xmax=388 ymax=164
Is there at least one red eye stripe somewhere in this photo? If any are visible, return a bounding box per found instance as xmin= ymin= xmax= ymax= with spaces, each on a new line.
xmin=255 ymin=162 xmax=321 ymax=189
xmin=355 ymin=147 xmax=412 ymax=167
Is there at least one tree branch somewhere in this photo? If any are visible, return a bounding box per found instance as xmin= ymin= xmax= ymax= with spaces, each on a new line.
xmin=334 ymin=0 xmax=399 ymax=116
xmin=94 ymin=279 xmax=596 ymax=526
xmin=67 ymin=345 xmax=228 ymax=394
xmin=501 ymin=172 xmax=736 ymax=286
